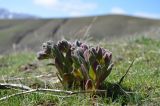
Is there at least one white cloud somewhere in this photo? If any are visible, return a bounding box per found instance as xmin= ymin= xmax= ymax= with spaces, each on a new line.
xmin=134 ymin=12 xmax=160 ymax=19
xmin=110 ymin=7 xmax=126 ymax=14
xmin=33 ymin=0 xmax=97 ymax=17
xmin=34 ymin=0 xmax=58 ymax=7
xmin=109 ymin=7 xmax=160 ymax=19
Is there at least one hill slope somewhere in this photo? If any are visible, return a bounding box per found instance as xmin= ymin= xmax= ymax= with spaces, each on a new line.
xmin=0 ymin=15 xmax=160 ymax=54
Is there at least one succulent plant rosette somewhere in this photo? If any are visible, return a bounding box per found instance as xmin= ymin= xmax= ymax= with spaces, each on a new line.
xmin=37 ymin=40 xmax=113 ymax=91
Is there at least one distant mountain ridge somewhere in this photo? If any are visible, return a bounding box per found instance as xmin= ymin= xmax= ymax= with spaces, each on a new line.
xmin=0 ymin=8 xmax=37 ymax=19
xmin=0 ymin=14 xmax=160 ymax=54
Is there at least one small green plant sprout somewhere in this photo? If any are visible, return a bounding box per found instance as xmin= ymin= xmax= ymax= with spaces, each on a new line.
xmin=37 ymin=40 xmax=113 ymax=91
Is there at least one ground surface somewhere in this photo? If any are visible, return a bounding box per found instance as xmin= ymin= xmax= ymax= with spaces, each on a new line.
xmin=0 ymin=37 xmax=160 ymax=106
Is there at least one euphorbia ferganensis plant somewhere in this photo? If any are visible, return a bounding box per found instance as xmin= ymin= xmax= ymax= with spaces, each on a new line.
xmin=37 ymin=40 xmax=113 ymax=90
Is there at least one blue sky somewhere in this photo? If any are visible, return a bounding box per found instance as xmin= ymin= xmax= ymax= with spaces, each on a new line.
xmin=0 ymin=0 xmax=160 ymax=18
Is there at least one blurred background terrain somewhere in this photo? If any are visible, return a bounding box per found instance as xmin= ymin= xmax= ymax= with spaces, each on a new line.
xmin=0 ymin=0 xmax=160 ymax=54
xmin=0 ymin=13 xmax=160 ymax=54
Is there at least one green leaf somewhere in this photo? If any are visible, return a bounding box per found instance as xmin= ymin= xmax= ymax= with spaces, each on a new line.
xmin=89 ymin=66 xmax=96 ymax=81
xmin=99 ymin=63 xmax=113 ymax=83
xmin=72 ymin=68 xmax=83 ymax=80
xmin=55 ymin=57 xmax=63 ymax=77
xmin=53 ymin=45 xmax=64 ymax=63
xmin=72 ymin=56 xmax=81 ymax=68
xmin=81 ymin=64 xmax=89 ymax=80
xmin=99 ymin=58 xmax=105 ymax=64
